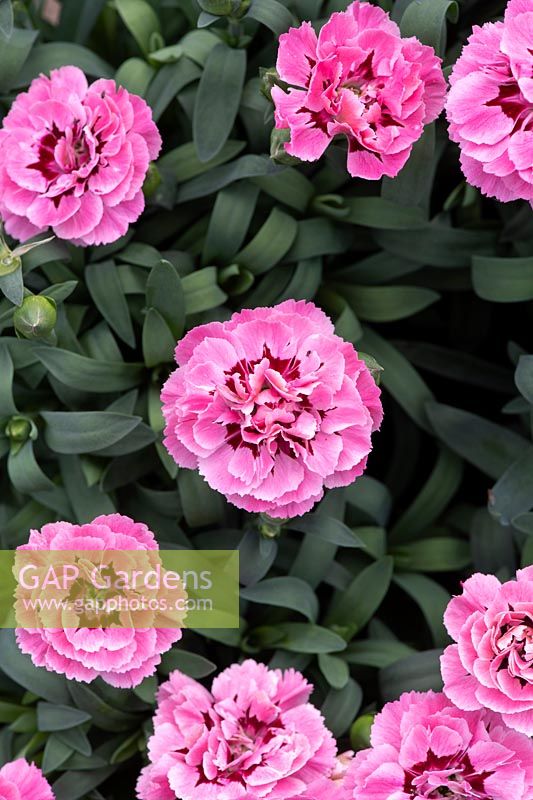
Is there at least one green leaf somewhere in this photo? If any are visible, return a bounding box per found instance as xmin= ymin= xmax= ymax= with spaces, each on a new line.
xmin=142 ymin=308 xmax=176 ymax=367
xmin=115 ymin=0 xmax=162 ymax=54
xmin=7 ymin=440 xmax=56 ymax=495
xmin=159 ymin=140 xmax=245 ymax=183
xmin=426 ymin=402 xmax=529 ymax=479
xmin=37 ymin=703 xmax=91 ymax=732
xmin=394 ymin=572 xmax=451 ymax=647
xmin=42 ymin=736 xmax=74 ymax=775
xmin=471 ymin=509 xmax=516 ymax=575
xmin=34 ymin=347 xmax=143 ymax=393
xmin=472 ymin=255 xmax=533 ymax=302
xmin=262 ymin=623 xmax=346 ymax=654
xmin=390 ymin=448 xmax=463 ymax=543
xmin=515 ymin=355 xmax=533 ymax=404
xmin=41 ymin=411 xmax=142 ymax=454
xmin=60 ymin=455 xmax=115 ymax=523
xmin=376 ymin=223 xmax=497 ymax=268
xmin=359 ymin=326 xmax=434 ymax=430
xmin=400 ymin=0 xmax=458 ymax=55
xmin=0 ymin=631 xmax=70 ymax=705
xmin=86 ymin=261 xmax=135 ymax=347
xmin=177 ymin=155 xmax=281 ymax=203
xmin=380 ymin=649 xmax=444 ymax=701
xmin=52 ymin=767 xmax=116 ymax=800
xmin=146 ymin=260 xmax=185 ymax=339
xmin=489 ymin=448 xmax=533 ymax=526
xmin=241 ymin=577 xmax=318 ymax=623
xmin=182 ymin=267 xmax=227 ymax=314
xmin=194 ymin=44 xmax=247 ymax=163
xmin=67 ymin=683 xmax=139 ymax=732
xmin=289 ymin=514 xmax=365 ymax=548
xmin=345 ymin=198 xmax=426 ymax=229
xmin=337 ymin=284 xmax=439 ymax=322
xmin=0 ymin=28 xmax=38 ymax=92
xmin=0 ymin=344 xmax=17 ymax=416
xmin=178 ymin=468 xmax=225 ymax=527
xmin=382 ymin=124 xmax=436 ymax=212
xmin=393 ymin=537 xmax=470 ymax=572
xmin=203 ymin=181 xmax=260 ymax=264
xmin=159 ymin=650 xmax=217 ymax=678
xmin=318 ymin=653 xmax=350 ymax=689
xmin=235 ymin=208 xmax=298 ymax=275
xmin=246 ymin=0 xmax=294 ymax=35
xmin=0 ymin=0 xmax=14 ymax=41
xmin=321 ymin=678 xmax=362 ymax=737
xmin=253 ymin=169 xmax=315 ymax=214
xmin=0 ymin=268 xmax=24 ymax=307
xmin=13 ymin=43 xmax=113 ymax=88
xmin=326 ymin=557 xmax=394 ymax=640
xmin=344 ymin=639 xmax=415 ymax=668
xmin=115 ymin=57 xmax=155 ymax=96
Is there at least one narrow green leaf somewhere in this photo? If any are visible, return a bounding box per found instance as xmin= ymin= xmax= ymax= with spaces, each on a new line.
xmin=86 ymin=261 xmax=135 ymax=347
xmin=34 ymin=347 xmax=143 ymax=393
xmin=246 ymin=0 xmax=294 ymax=35
xmin=472 ymin=255 xmax=533 ymax=302
xmin=426 ymin=402 xmax=529 ymax=479
xmin=194 ymin=44 xmax=247 ymax=163
xmin=235 ymin=208 xmax=298 ymax=275
xmin=13 ymin=43 xmax=112 ymax=87
xmin=400 ymin=0 xmax=458 ymax=55
xmin=41 ymin=411 xmax=142 ymax=454
xmin=115 ymin=0 xmax=162 ymax=54
xmin=241 ymin=577 xmax=318 ymax=623
xmin=326 ymin=557 xmax=394 ymax=640
xmin=37 ymin=703 xmax=91 ymax=733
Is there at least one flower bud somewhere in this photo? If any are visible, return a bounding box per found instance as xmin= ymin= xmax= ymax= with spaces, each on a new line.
xmin=5 ymin=416 xmax=32 ymax=445
xmin=358 ymin=352 xmax=384 ymax=386
xmin=350 ymin=714 xmax=374 ymax=752
xmin=13 ymin=295 xmax=57 ymax=341
xmin=259 ymin=67 xmax=286 ymax=102
xmin=143 ymin=162 xmax=162 ymax=198
xmin=270 ymin=128 xmax=302 ymax=166
xmin=197 ymin=0 xmax=248 ymax=16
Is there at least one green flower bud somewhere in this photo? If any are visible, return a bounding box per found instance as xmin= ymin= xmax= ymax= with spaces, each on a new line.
xmin=13 ymin=295 xmax=57 ymax=340
xmin=358 ymin=352 xmax=384 ymax=386
xmin=259 ymin=67 xmax=284 ymax=101
xmin=197 ymin=0 xmax=249 ymax=15
xmin=6 ymin=416 xmax=32 ymax=445
xmin=350 ymin=714 xmax=375 ymax=751
xmin=143 ymin=162 xmax=162 ymax=198
xmin=270 ymin=128 xmax=302 ymax=166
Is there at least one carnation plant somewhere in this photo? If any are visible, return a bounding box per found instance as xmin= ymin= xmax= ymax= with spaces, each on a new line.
xmin=0 ymin=0 xmax=531 ymax=799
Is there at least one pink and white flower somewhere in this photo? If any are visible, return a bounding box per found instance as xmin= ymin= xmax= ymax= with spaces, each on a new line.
xmin=161 ymin=300 xmax=382 ymax=519
xmin=0 ymin=66 xmax=161 ymax=245
xmin=344 ymin=690 xmax=533 ymax=800
xmin=16 ymin=513 xmax=182 ymax=688
xmin=0 ymin=759 xmax=54 ymax=800
xmin=441 ymin=568 xmax=533 ymax=736
xmin=271 ymin=0 xmax=446 ymax=179
xmin=446 ymin=0 xmax=533 ymax=207
xmin=136 ymin=659 xmax=337 ymax=800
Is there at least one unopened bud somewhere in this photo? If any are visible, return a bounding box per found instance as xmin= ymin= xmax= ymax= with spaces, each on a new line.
xmin=270 ymin=128 xmax=302 ymax=166
xmin=143 ymin=163 xmax=162 ymax=198
xmin=350 ymin=715 xmax=374 ymax=752
xmin=6 ymin=416 xmax=32 ymax=445
xmin=358 ymin=352 xmax=384 ymax=386
xmin=259 ymin=67 xmax=288 ymax=101
xmin=13 ymin=295 xmax=57 ymax=340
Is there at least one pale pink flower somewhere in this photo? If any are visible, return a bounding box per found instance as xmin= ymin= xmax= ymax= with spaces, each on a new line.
xmin=136 ymin=659 xmax=337 ymax=800
xmin=441 ymin=568 xmax=533 ymax=736
xmin=0 ymin=759 xmax=54 ymax=800
xmin=271 ymin=0 xmax=446 ymax=179
xmin=0 ymin=66 xmax=161 ymax=246
xmin=446 ymin=0 xmax=533 ymax=207
xmin=161 ymin=300 xmax=382 ymax=519
xmin=16 ymin=514 xmax=182 ymax=688
xmin=344 ymin=690 xmax=533 ymax=800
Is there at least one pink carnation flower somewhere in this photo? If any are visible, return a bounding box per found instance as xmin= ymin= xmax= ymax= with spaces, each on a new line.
xmin=16 ymin=513 xmax=182 ymax=688
xmin=441 ymin=568 xmax=533 ymax=736
xmin=136 ymin=659 xmax=337 ymax=800
xmin=0 ymin=759 xmax=54 ymax=800
xmin=161 ymin=300 xmax=382 ymax=519
xmin=344 ymin=690 xmax=533 ymax=800
xmin=0 ymin=66 xmax=161 ymax=246
xmin=271 ymin=1 xmax=446 ymax=179
xmin=446 ymin=0 xmax=533 ymax=207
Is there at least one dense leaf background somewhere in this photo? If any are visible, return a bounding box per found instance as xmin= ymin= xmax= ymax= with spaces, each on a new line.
xmin=0 ymin=0 xmax=531 ymax=797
